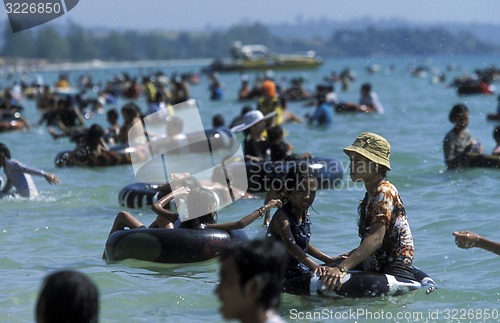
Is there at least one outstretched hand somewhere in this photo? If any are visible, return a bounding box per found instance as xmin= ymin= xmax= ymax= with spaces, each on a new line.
xmin=262 ymin=199 xmax=283 ymax=227
xmin=172 ymin=186 xmax=191 ymax=198
xmin=453 ymin=231 xmax=480 ymax=249
xmin=44 ymin=173 xmax=60 ymax=185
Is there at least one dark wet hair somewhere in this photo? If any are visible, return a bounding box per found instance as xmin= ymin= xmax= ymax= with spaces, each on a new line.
xmin=241 ymin=105 xmax=252 ymax=115
xmin=85 ymin=124 xmax=105 ymax=150
xmin=36 ymin=270 xmax=99 ymax=323
xmin=212 ymin=114 xmax=225 ymax=128
xmin=180 ymin=187 xmax=217 ymax=229
xmin=87 ymin=124 xmax=104 ymax=138
xmin=107 ymin=108 xmax=118 ymax=121
xmin=166 ymin=115 xmax=183 ymax=135
xmin=361 ymin=82 xmax=372 ymax=92
xmin=267 ymin=125 xmax=283 ymax=142
xmin=0 ymin=143 xmax=11 ymax=159
xmin=281 ymin=164 xmax=317 ymax=195
xmin=121 ymin=102 xmax=140 ymax=117
xmin=357 ymin=193 xmax=370 ymax=238
xmin=219 ymin=239 xmax=287 ymax=311
xmin=448 ymin=103 xmax=468 ymax=122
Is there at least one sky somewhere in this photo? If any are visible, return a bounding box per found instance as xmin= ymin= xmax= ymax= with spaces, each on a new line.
xmin=42 ymin=0 xmax=500 ymax=31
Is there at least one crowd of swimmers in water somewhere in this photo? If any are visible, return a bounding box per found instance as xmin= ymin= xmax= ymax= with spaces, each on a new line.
xmin=1 ymin=68 xmax=500 ymax=322
xmin=30 ymin=131 xmax=500 ymax=322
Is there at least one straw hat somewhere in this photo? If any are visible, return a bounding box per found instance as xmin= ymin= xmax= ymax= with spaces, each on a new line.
xmin=343 ymin=132 xmax=391 ymax=170
xmin=230 ymin=110 xmax=276 ymax=133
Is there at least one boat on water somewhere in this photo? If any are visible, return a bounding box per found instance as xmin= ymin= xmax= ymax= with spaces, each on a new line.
xmin=204 ymin=42 xmax=323 ymax=73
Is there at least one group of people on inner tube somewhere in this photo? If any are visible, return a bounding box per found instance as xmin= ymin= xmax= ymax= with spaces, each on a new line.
xmin=103 ymin=131 xmax=426 ymax=295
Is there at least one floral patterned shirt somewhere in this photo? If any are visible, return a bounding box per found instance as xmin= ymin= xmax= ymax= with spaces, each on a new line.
xmin=360 ymin=181 xmax=414 ymax=272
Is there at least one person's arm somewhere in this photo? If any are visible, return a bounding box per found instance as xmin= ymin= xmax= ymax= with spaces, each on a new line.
xmin=307 ymin=243 xmax=335 ymax=264
xmin=371 ymin=92 xmax=384 ymax=114
xmin=103 ymin=211 xmax=145 ymax=259
xmin=453 ymin=231 xmax=500 ymax=255
xmin=288 ymin=112 xmax=303 ymax=123
xmin=321 ymin=222 xmax=386 ymax=292
xmin=117 ymin=125 xmax=128 ymax=144
xmin=443 ymin=132 xmax=462 ymax=168
xmin=151 ymin=188 xmax=187 ymax=224
xmin=55 ymin=118 xmax=72 ymax=134
xmin=19 ymin=115 xmax=31 ymax=130
xmin=207 ymin=199 xmax=282 ymax=231
xmin=292 ymin=113 xmax=304 ymax=123
xmin=99 ymin=138 xmax=110 ymax=151
xmin=443 ymin=134 xmax=454 ymax=162
xmin=42 ymin=172 xmax=59 ymax=185
xmin=74 ymin=107 xmax=86 ymax=126
xmin=10 ymin=160 xmax=59 ymax=184
xmin=273 ymin=210 xmax=321 ymax=272
xmin=338 ymin=222 xmax=385 ymax=270
xmin=263 ymin=189 xmax=284 ymax=226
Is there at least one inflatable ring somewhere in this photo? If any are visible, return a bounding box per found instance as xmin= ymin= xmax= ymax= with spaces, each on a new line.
xmin=463 ymin=153 xmax=500 ymax=168
xmin=118 ymin=182 xmax=174 ymax=209
xmin=335 ymin=102 xmax=374 ymax=113
xmin=230 ymin=157 xmax=344 ymax=193
xmin=0 ymin=114 xmax=28 ymax=133
xmin=55 ymin=145 xmax=133 ymax=167
xmin=487 ymin=113 xmax=500 ymax=121
xmin=283 ymin=266 xmax=436 ymax=298
xmin=104 ymin=228 xmax=248 ymax=263
xmin=148 ymin=128 xmax=235 ymax=155
xmin=456 ymin=81 xmax=493 ymax=95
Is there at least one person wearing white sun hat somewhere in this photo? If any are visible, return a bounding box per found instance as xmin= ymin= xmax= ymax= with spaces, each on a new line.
xmin=231 ymin=110 xmax=276 ymax=162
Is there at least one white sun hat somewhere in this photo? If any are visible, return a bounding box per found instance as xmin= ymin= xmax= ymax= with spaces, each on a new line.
xmin=230 ymin=110 xmax=277 ymax=133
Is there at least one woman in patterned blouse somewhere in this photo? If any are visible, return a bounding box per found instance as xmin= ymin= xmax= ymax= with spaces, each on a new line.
xmin=320 ymin=132 xmax=415 ymax=292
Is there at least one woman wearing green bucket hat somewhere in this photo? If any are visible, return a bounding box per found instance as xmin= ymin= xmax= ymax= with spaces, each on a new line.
xmin=320 ymin=132 xmax=416 ymax=292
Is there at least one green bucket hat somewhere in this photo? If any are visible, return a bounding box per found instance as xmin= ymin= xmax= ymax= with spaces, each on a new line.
xmin=343 ymin=132 xmax=391 ymax=170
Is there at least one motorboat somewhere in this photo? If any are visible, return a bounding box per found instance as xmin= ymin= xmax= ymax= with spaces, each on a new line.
xmin=204 ymin=41 xmax=322 ymax=73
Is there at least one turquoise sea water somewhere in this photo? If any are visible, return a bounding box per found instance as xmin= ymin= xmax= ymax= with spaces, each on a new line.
xmin=1 ymin=54 xmax=500 ymax=322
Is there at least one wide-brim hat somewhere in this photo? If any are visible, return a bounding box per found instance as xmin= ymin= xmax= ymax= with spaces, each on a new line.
xmin=343 ymin=132 xmax=391 ymax=170
xmin=231 ymin=110 xmax=276 ymax=133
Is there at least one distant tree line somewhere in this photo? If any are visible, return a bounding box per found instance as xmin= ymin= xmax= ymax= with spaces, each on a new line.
xmin=2 ymin=21 xmax=498 ymax=62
